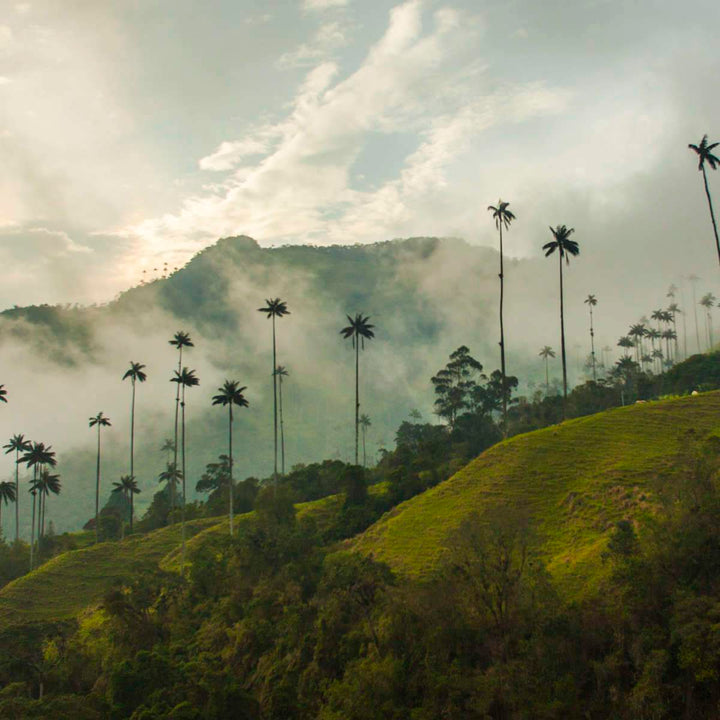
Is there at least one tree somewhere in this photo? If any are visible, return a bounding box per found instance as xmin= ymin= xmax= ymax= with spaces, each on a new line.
xmin=257 ymin=299 xmax=291 ymax=484
xmin=340 ymin=313 xmax=375 ymax=465
xmin=543 ymin=225 xmax=580 ymax=418
xmin=274 ymin=365 xmax=289 ymax=475
xmin=584 ymin=294 xmax=598 ymax=381
xmin=3 ymin=434 xmax=32 ymax=543
xmin=122 ymin=362 xmax=147 ymax=486
xmin=158 ymin=464 xmax=182 ymax=520
xmin=688 ymin=135 xmax=720 ymax=267
xmin=628 ymin=324 xmax=646 ymax=365
xmin=19 ymin=442 xmax=56 ymax=569
xmin=168 ymin=331 xmax=194 ymax=496
xmin=89 ymin=412 xmax=111 ymax=544
xmin=688 ymin=274 xmax=701 ymax=353
xmin=538 ymin=346 xmax=556 ymax=396
xmin=112 ymin=475 xmax=141 ymax=534
xmin=0 ymin=481 xmax=16 ymax=541
xmin=212 ymin=381 xmax=249 ymax=535
xmin=618 ymin=335 xmax=634 ymax=358
xmin=488 ymin=200 xmax=516 ymax=437
xmin=160 ymin=439 xmax=175 ymax=466
xmin=431 ymin=346 xmax=484 ymax=427
xmin=171 ymin=366 xmax=199 ymax=570
xmin=35 ymin=469 xmax=60 ymax=540
xmin=700 ymin=292 xmax=716 ymax=350
xmin=359 ymin=414 xmax=371 ymax=468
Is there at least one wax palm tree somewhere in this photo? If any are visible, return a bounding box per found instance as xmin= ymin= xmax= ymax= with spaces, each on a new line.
xmin=257 ymin=299 xmax=291 ymax=484
xmin=171 ymin=366 xmax=199 ymax=569
xmin=122 ymin=362 xmax=147 ymax=485
xmin=36 ymin=469 xmax=60 ymax=539
xmin=160 ymin=439 xmax=175 ymax=466
xmin=19 ymin=442 xmax=56 ymax=569
xmin=543 ymin=226 xmax=579 ymax=417
xmin=112 ymin=475 xmax=141 ymax=534
xmin=689 ymin=135 xmax=720 ymax=266
xmin=584 ymin=295 xmax=598 ymax=381
xmin=274 ymin=366 xmax=289 ymax=475
xmin=700 ymin=292 xmax=717 ymax=349
xmin=0 ymin=481 xmax=16 ymax=541
xmin=340 ymin=313 xmax=376 ymax=463
xmin=488 ymin=200 xmax=516 ymax=437
xmin=688 ymin=274 xmax=701 ymax=353
xmin=359 ymin=414 xmax=371 ymax=467
xmin=212 ymin=381 xmax=249 ymax=535
xmin=4 ymin=434 xmax=31 ymax=542
xmin=538 ymin=346 xmax=556 ymax=396
xmin=158 ymin=464 xmax=182 ymax=519
xmin=89 ymin=412 xmax=111 ymax=543
xmin=628 ymin=324 xmax=646 ymax=365
xmin=168 ymin=331 xmax=194 ymax=488
xmin=662 ymin=328 xmax=677 ymax=365
xmin=617 ymin=336 xmax=634 ymax=358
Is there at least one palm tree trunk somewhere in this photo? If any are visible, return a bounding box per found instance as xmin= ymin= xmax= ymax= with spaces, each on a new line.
xmin=279 ymin=374 xmax=285 ymax=475
xmin=272 ymin=316 xmax=278 ymax=486
xmin=362 ymin=425 xmax=366 ymax=467
xmin=181 ymin=384 xmax=187 ymax=573
xmin=172 ymin=348 xmax=182 ymax=515
xmin=14 ymin=449 xmax=19 ymax=544
xmin=130 ymin=378 xmax=136 ymax=480
xmin=559 ymin=253 xmax=568 ymax=419
xmin=229 ymin=406 xmax=234 ymax=536
xmin=589 ymin=307 xmax=596 ymax=381
xmin=355 ymin=339 xmax=360 ymax=465
xmin=30 ymin=477 xmax=36 ymax=571
xmin=545 ymin=357 xmax=549 ymax=397
xmin=498 ymin=222 xmax=508 ymax=437
xmin=95 ymin=426 xmax=101 ymax=543
xmin=702 ymin=166 xmax=720 ymax=267
xmin=130 ymin=490 xmax=134 ymax=532
xmin=693 ymin=285 xmax=700 ymax=354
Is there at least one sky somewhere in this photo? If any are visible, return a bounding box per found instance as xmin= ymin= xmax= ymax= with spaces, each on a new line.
xmin=1 ymin=0 xmax=720 ymax=311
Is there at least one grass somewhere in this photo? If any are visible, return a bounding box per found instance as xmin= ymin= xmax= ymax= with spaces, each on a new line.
xmin=353 ymin=392 xmax=720 ymax=597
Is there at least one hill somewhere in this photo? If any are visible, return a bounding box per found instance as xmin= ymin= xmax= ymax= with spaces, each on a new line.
xmin=354 ymin=391 xmax=720 ymax=596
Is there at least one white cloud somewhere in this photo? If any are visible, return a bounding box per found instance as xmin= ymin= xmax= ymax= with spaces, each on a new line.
xmin=199 ymin=138 xmax=272 ymax=171
xmin=277 ymin=21 xmax=349 ymax=69
xmin=303 ymin=0 xmax=349 ymax=10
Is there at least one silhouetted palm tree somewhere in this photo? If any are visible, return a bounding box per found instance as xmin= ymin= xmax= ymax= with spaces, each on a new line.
xmin=689 ymin=135 xmax=720 ymax=266
xmin=89 ymin=412 xmax=111 ymax=543
xmin=112 ymin=475 xmax=141 ymax=534
xmin=257 ymin=299 xmax=290 ymax=484
xmin=4 ymin=434 xmax=31 ymax=542
xmin=274 ymin=365 xmax=289 ymax=475
xmin=662 ymin=328 xmax=677 ymax=365
xmin=19 ymin=442 xmax=56 ymax=569
xmin=584 ymin=295 xmax=598 ymax=380
xmin=700 ymin=292 xmax=717 ymax=349
xmin=122 ymin=362 xmax=147 ymax=485
xmin=158 ymin=464 xmax=182 ymax=519
xmin=488 ymin=200 xmax=516 ymax=437
xmin=171 ymin=366 xmax=199 ymax=569
xmin=168 ymin=331 xmax=194 ymax=489
xmin=688 ymin=274 xmax=701 ymax=353
xmin=617 ymin=336 xmax=634 ymax=358
xmin=628 ymin=324 xmax=646 ymax=365
xmin=543 ymin=226 xmax=579 ymax=417
xmin=0 ymin=481 xmax=16 ymax=541
xmin=359 ymin=414 xmax=371 ymax=467
xmin=212 ymin=381 xmax=249 ymax=535
xmin=36 ymin=469 xmax=60 ymax=539
xmin=340 ymin=313 xmax=376 ymax=463
xmin=538 ymin=346 xmax=556 ymax=396
xmin=160 ymin=439 xmax=175 ymax=466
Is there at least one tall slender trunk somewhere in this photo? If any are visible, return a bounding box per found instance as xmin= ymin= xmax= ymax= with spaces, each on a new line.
xmin=702 ymin=166 xmax=720 ymax=267
xmin=229 ymin=406 xmax=234 ymax=536
xmin=362 ymin=425 xmax=366 ymax=467
xmin=559 ymin=253 xmax=568 ymax=419
xmin=355 ymin=339 xmax=360 ymax=465
xmin=545 ymin=357 xmax=549 ymax=397
xmin=692 ymin=284 xmax=700 ymax=354
xmin=130 ymin=377 xmax=136 ymax=481
xmin=498 ymin=222 xmax=508 ymax=437
xmin=14 ymin=449 xmax=19 ymax=544
xmin=172 ymin=348 xmax=182 ymax=517
xmin=272 ymin=316 xmax=278 ymax=485
xmin=181 ymin=383 xmax=187 ymax=573
xmin=95 ymin=426 xmax=101 ymax=543
xmin=279 ymin=374 xmax=285 ymax=475
xmin=0 ymin=503 xmax=3 ymax=543
xmin=30 ymin=475 xmax=36 ymax=570
xmin=130 ymin=490 xmax=134 ymax=532
xmin=589 ymin=306 xmax=596 ymax=381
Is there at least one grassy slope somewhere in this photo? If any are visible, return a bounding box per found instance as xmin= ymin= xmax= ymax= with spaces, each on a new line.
xmin=354 ymin=393 xmax=720 ymax=596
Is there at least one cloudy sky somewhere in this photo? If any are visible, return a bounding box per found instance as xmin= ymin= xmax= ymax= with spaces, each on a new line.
xmin=1 ymin=0 xmax=719 ymax=310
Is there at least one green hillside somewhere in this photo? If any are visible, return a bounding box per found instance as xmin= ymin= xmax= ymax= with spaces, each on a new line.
xmin=354 ymin=392 xmax=720 ymax=595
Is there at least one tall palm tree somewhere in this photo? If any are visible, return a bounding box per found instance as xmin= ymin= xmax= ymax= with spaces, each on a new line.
xmin=158 ymin=464 xmax=182 ymax=520
xmin=628 ymin=324 xmax=646 ymax=365
xmin=274 ymin=366 xmax=289 ymax=475
xmin=667 ymin=285 xmax=685 ymax=360
xmin=122 ymin=362 xmax=147 ymax=485
xmin=688 ymin=135 xmax=720 ymax=266
xmin=171 ymin=366 xmax=199 ymax=570
xmin=688 ymin=274 xmax=701 ymax=353
xmin=3 ymin=434 xmax=31 ymax=542
xmin=160 ymin=439 xmax=175 ymax=466
xmin=168 ymin=331 xmax=194 ymax=492
xmin=617 ymin=336 xmax=634 ymax=358
xmin=212 ymin=381 xmax=249 ymax=535
xmin=257 ymin=299 xmax=291 ymax=484
xmin=36 ymin=469 xmax=60 ymax=540
xmin=700 ymin=292 xmax=717 ymax=350
xmin=0 ymin=481 xmax=16 ymax=541
xmin=112 ymin=475 xmax=141 ymax=534
xmin=543 ymin=226 xmax=579 ymax=417
xmin=487 ymin=200 xmax=516 ymax=437
xmin=340 ymin=313 xmax=376 ymax=464
xmin=359 ymin=414 xmax=371 ymax=467
xmin=583 ymin=295 xmax=598 ymax=381
xmin=19 ymin=442 xmax=56 ymax=569
xmin=89 ymin=412 xmax=111 ymax=543
xmin=662 ymin=328 xmax=677 ymax=365
xmin=538 ymin=346 xmax=556 ymax=396
xmin=666 ymin=303 xmax=681 ymax=361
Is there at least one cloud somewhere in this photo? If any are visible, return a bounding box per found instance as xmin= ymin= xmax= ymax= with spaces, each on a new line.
xmin=276 ymin=21 xmax=349 ymax=69
xmin=199 ymin=138 xmax=273 ymax=171
xmin=303 ymin=0 xmax=349 ymax=10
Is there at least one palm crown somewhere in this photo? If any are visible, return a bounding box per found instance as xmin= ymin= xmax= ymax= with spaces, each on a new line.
xmin=340 ymin=313 xmax=375 ymax=349
xmin=20 ymin=442 xmax=57 ymax=469
xmin=487 ymin=200 xmax=516 ymax=230
xmin=274 ymin=365 xmax=289 ymax=378
xmin=539 ymin=346 xmax=556 ymax=359
xmin=169 ymin=331 xmax=194 ymax=351
xmin=4 ymin=434 xmax=32 ymax=456
xmin=158 ymin=463 xmax=183 ymax=487
xmin=0 ymin=385 xmax=7 ymax=404
xmin=0 ymin=481 xmax=16 ymax=505
xmin=34 ymin=469 xmax=61 ymax=497
xmin=700 ymin=292 xmax=717 ymax=309
xmin=171 ymin=367 xmax=200 ymax=389
xmin=123 ymin=361 xmax=147 ymax=383
xmin=584 ymin=294 xmax=597 ymax=307
xmin=89 ymin=412 xmax=111 ymax=429
xmin=257 ymin=298 xmax=290 ymax=319
xmin=212 ymin=381 xmax=249 ymax=409
xmin=112 ymin=475 xmax=140 ymax=496
xmin=543 ymin=225 xmax=580 ymax=263
xmin=689 ymin=135 xmax=720 ymax=171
